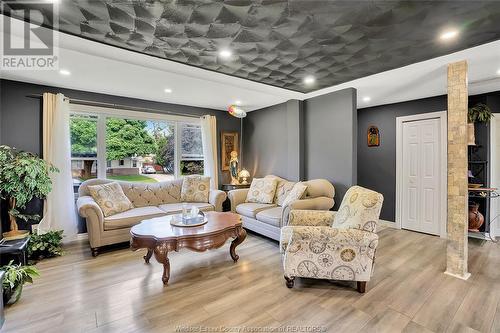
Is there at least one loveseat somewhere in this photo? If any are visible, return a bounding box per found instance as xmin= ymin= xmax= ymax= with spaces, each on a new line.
xmin=228 ymin=175 xmax=335 ymax=240
xmin=76 ymin=178 xmax=226 ymax=256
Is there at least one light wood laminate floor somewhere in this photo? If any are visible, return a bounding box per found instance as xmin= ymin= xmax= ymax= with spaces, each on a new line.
xmin=3 ymin=228 xmax=500 ymax=333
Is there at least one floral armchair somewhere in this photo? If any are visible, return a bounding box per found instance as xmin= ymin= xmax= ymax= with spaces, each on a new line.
xmin=280 ymin=186 xmax=383 ymax=293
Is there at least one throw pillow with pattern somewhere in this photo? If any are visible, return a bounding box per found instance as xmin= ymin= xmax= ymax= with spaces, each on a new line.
xmin=281 ymin=183 xmax=308 ymax=207
xmin=245 ymin=178 xmax=278 ymax=204
xmin=181 ymin=175 xmax=211 ymax=203
xmin=274 ymin=179 xmax=296 ymax=206
xmin=88 ymin=182 xmax=134 ymax=217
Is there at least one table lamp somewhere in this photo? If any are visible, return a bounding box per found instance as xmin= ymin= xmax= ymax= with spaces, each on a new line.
xmin=238 ymin=169 xmax=250 ymax=185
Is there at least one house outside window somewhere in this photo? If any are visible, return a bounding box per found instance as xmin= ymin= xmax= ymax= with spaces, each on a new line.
xmin=69 ymin=106 xmax=204 ymax=191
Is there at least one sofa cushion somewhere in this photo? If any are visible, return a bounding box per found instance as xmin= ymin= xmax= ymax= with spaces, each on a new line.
xmin=181 ymin=175 xmax=211 ymax=203
xmin=255 ymin=206 xmax=283 ymax=227
xmin=104 ymin=206 xmax=166 ymax=230
xmin=274 ymin=179 xmax=296 ymax=206
xmin=88 ymin=182 xmax=134 ymax=217
xmin=281 ymin=183 xmax=308 ymax=207
xmin=121 ymin=180 xmax=182 ymax=207
xmin=245 ymin=178 xmax=278 ymax=204
xmin=236 ymin=203 xmax=277 ymax=218
xmin=158 ymin=202 xmax=214 ymax=214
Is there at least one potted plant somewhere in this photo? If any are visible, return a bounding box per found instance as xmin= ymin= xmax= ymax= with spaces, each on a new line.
xmin=28 ymin=230 xmax=64 ymax=260
xmin=468 ymin=103 xmax=493 ymax=145
xmin=1 ymin=261 xmax=39 ymax=305
xmin=0 ymin=145 xmax=58 ymax=240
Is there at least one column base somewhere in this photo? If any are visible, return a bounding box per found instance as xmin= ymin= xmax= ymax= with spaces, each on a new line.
xmin=444 ymin=270 xmax=471 ymax=281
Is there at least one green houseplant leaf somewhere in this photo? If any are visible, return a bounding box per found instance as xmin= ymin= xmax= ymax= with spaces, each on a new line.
xmin=468 ymin=103 xmax=493 ymax=123
xmin=28 ymin=230 xmax=64 ymax=260
xmin=1 ymin=261 xmax=40 ymax=305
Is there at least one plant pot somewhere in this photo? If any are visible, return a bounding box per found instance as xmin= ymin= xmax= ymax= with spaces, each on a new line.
xmin=3 ymin=284 xmax=23 ymax=305
xmin=467 ymin=123 xmax=476 ymax=146
xmin=468 ymin=202 xmax=484 ymax=231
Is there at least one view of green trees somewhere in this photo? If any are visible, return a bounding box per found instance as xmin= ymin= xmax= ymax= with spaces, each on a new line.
xmin=70 ymin=116 xmax=202 ymax=178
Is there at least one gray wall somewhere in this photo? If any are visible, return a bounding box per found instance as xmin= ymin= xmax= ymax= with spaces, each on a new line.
xmin=0 ymin=79 xmax=240 ymax=186
xmin=357 ymin=92 xmax=500 ymax=222
xmin=304 ymin=88 xmax=357 ymax=208
xmin=243 ymin=88 xmax=357 ymax=208
xmin=243 ymin=100 xmax=304 ymax=181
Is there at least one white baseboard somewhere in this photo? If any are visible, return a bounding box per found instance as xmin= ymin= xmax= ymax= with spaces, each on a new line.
xmin=379 ymin=219 xmax=397 ymax=229
xmin=444 ymin=270 xmax=471 ymax=281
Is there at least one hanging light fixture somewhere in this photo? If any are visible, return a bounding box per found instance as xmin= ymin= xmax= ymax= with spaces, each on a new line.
xmin=227 ymin=104 xmax=247 ymax=118
xmin=227 ymin=104 xmax=250 ymax=184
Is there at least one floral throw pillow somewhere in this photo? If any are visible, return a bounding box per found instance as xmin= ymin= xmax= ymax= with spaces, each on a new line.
xmin=245 ymin=178 xmax=278 ymax=204
xmin=181 ymin=175 xmax=211 ymax=203
xmin=281 ymin=183 xmax=308 ymax=207
xmin=274 ymin=180 xmax=296 ymax=206
xmin=88 ymin=182 xmax=134 ymax=217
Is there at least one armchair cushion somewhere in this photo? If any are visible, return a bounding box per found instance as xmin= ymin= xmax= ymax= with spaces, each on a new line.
xmin=180 ymin=175 xmax=210 ymax=203
xmin=88 ymin=182 xmax=134 ymax=217
xmin=236 ymin=202 xmax=277 ymax=218
xmin=332 ymin=186 xmax=383 ymax=233
xmin=245 ymin=178 xmax=278 ymax=204
xmin=288 ymin=210 xmax=336 ymax=227
xmin=283 ymin=226 xmax=378 ymax=282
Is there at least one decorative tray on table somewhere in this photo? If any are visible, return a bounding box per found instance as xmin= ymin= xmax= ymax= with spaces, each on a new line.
xmin=170 ymin=211 xmax=208 ymax=227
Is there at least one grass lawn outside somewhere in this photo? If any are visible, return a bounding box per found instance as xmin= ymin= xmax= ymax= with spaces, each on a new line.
xmin=107 ymin=175 xmax=158 ymax=183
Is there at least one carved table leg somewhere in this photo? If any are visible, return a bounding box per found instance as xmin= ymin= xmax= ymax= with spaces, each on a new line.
xmin=143 ymin=248 xmax=153 ymax=264
xmin=230 ymin=227 xmax=247 ymax=262
xmin=153 ymin=244 xmax=170 ymax=285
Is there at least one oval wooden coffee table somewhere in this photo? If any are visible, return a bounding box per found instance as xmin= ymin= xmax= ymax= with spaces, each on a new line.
xmin=130 ymin=211 xmax=246 ymax=285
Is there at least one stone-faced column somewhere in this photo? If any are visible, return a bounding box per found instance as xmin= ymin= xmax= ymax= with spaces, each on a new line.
xmin=445 ymin=60 xmax=470 ymax=280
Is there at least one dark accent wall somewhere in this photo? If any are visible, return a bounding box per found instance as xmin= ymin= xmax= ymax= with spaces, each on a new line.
xmin=357 ymin=91 xmax=500 ymax=222
xmin=304 ymin=88 xmax=357 ymax=208
xmin=0 ymin=79 xmax=240 ymax=186
xmin=243 ymin=88 xmax=357 ymax=208
xmin=243 ymin=100 xmax=304 ymax=181
xmin=0 ymin=79 xmax=240 ymax=233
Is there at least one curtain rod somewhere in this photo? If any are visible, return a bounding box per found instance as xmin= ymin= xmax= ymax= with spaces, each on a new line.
xmin=26 ymin=94 xmax=202 ymax=119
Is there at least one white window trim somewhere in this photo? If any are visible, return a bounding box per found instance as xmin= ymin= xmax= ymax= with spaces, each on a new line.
xmin=69 ymin=103 xmax=202 ymax=180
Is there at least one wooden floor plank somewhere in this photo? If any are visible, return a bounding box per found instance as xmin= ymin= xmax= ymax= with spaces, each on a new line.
xmin=2 ymin=229 xmax=499 ymax=333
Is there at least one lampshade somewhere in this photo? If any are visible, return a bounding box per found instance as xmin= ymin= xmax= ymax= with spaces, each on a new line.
xmin=238 ymin=169 xmax=250 ymax=178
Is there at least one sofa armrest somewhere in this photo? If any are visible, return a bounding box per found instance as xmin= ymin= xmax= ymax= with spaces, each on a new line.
xmin=209 ymin=190 xmax=227 ymax=212
xmin=77 ymin=196 xmax=104 ymax=248
xmin=282 ymin=196 xmax=334 ymax=226
xmin=228 ymin=188 xmax=250 ymax=212
xmin=287 ymin=210 xmax=336 ymax=227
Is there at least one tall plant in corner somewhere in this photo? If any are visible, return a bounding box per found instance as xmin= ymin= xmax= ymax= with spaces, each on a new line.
xmin=467 ymin=103 xmax=493 ymax=145
xmin=0 ymin=145 xmax=58 ymax=239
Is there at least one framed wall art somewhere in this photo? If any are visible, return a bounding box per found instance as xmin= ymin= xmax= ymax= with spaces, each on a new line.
xmin=221 ymin=132 xmax=239 ymax=171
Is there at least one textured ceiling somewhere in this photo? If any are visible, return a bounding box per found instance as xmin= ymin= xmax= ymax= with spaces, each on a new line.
xmin=3 ymin=1 xmax=500 ymax=92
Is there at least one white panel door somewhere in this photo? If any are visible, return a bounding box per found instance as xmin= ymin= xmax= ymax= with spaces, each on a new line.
xmin=402 ymin=118 xmax=441 ymax=235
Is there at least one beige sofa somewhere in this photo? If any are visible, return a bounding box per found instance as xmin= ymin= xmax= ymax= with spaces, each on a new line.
xmin=228 ymin=175 xmax=335 ymax=240
xmin=76 ymin=178 xmax=226 ymax=256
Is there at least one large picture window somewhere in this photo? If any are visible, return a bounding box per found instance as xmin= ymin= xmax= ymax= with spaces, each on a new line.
xmin=70 ymin=105 xmax=203 ymax=189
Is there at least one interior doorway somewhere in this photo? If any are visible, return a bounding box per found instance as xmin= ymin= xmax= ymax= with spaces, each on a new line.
xmin=396 ymin=111 xmax=447 ymax=237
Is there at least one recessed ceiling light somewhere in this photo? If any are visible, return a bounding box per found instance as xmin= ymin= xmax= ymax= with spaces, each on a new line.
xmin=303 ymin=76 xmax=315 ymax=85
xmin=59 ymin=69 xmax=70 ymax=76
xmin=235 ymin=100 xmax=242 ymax=106
xmin=363 ymin=96 xmax=371 ymax=102
xmin=164 ymin=88 xmax=172 ymax=93
xmin=440 ymin=29 xmax=459 ymax=41
xmin=219 ymin=49 xmax=232 ymax=59
xmin=497 ymin=68 xmax=500 ymax=76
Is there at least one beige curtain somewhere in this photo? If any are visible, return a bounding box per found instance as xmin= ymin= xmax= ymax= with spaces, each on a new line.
xmin=38 ymin=93 xmax=78 ymax=240
xmin=201 ymin=115 xmax=218 ymax=189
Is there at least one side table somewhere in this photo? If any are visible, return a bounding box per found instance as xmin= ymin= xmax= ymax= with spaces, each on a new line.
xmin=221 ymin=183 xmax=250 ymax=212
xmin=0 ymin=237 xmax=29 ymax=266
